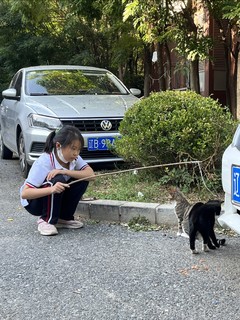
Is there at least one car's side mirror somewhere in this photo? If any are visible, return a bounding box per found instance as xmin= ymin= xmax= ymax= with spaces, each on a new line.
xmin=2 ymin=88 xmax=20 ymax=101
xmin=129 ymin=88 xmax=141 ymax=97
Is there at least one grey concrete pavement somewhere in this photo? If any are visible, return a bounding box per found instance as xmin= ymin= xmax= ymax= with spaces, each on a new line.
xmin=1 ymin=159 xmax=240 ymax=320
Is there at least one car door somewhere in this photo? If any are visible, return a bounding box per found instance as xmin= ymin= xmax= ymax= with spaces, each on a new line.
xmin=1 ymin=71 xmax=23 ymax=152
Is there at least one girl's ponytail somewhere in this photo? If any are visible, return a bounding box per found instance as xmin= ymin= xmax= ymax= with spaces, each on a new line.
xmin=44 ymin=131 xmax=56 ymax=153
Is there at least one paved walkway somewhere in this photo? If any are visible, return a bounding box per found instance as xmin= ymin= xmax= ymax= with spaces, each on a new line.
xmin=1 ymin=159 xmax=240 ymax=320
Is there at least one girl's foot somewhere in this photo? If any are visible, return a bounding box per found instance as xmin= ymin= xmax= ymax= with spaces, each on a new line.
xmin=37 ymin=219 xmax=58 ymax=236
xmin=56 ymin=219 xmax=83 ymax=229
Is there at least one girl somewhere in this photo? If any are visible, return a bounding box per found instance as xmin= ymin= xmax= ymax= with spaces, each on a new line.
xmin=20 ymin=125 xmax=95 ymax=236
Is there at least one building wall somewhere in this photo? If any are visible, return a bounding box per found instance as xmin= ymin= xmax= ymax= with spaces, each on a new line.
xmin=237 ymin=55 xmax=240 ymax=119
xmin=210 ymin=19 xmax=227 ymax=106
xmin=149 ymin=8 xmax=228 ymax=108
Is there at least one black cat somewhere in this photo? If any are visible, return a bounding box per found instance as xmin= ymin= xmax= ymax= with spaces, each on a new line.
xmin=189 ymin=200 xmax=226 ymax=254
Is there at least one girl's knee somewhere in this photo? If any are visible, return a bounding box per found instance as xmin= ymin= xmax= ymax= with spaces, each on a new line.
xmin=50 ymin=174 xmax=66 ymax=184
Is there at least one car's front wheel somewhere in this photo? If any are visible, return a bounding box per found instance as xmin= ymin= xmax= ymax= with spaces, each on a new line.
xmin=18 ymin=131 xmax=31 ymax=178
xmin=0 ymin=131 xmax=13 ymax=159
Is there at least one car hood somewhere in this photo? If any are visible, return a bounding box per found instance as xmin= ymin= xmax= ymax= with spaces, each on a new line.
xmin=25 ymin=94 xmax=138 ymax=118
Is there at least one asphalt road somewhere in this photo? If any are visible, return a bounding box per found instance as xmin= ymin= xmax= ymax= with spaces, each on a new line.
xmin=1 ymin=158 xmax=240 ymax=320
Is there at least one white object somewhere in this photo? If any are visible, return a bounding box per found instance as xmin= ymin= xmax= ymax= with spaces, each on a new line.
xmin=221 ymin=124 xmax=240 ymax=234
xmin=152 ymin=51 xmax=157 ymax=63
xmin=218 ymin=213 xmax=240 ymax=234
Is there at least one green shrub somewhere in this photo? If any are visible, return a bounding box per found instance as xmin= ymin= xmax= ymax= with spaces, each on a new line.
xmin=115 ymin=90 xmax=237 ymax=174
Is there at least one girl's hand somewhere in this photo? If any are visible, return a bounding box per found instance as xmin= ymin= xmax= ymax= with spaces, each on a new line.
xmin=51 ymin=182 xmax=69 ymax=194
xmin=47 ymin=169 xmax=62 ymax=181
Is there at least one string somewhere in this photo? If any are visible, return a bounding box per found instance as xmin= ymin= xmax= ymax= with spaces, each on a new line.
xmin=67 ymin=160 xmax=214 ymax=193
xmin=68 ymin=160 xmax=202 ymax=185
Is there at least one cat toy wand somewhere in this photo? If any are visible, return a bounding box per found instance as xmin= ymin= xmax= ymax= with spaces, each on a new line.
xmin=68 ymin=160 xmax=201 ymax=186
xmin=67 ymin=160 xmax=215 ymax=196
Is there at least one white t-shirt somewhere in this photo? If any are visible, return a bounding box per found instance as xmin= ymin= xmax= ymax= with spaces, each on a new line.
xmin=20 ymin=151 xmax=88 ymax=207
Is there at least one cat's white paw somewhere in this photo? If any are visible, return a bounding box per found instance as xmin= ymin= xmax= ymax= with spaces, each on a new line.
xmin=177 ymin=228 xmax=183 ymax=236
xmin=203 ymin=244 xmax=209 ymax=252
xmin=181 ymin=232 xmax=189 ymax=239
xmin=191 ymin=249 xmax=198 ymax=254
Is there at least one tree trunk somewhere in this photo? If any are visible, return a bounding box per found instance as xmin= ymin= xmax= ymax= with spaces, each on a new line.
xmin=164 ymin=43 xmax=172 ymax=90
xmin=128 ymin=52 xmax=134 ymax=86
xmin=227 ymin=56 xmax=237 ymax=119
xmin=156 ymin=42 xmax=166 ymax=91
xmin=237 ymin=54 xmax=240 ymax=119
xmin=189 ymin=59 xmax=200 ymax=93
xmin=118 ymin=64 xmax=126 ymax=82
xmin=223 ymin=40 xmax=239 ymax=119
xmin=143 ymin=45 xmax=152 ymax=97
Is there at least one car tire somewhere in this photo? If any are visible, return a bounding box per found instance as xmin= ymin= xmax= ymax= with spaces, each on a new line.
xmin=18 ymin=131 xmax=31 ymax=178
xmin=0 ymin=132 xmax=13 ymax=159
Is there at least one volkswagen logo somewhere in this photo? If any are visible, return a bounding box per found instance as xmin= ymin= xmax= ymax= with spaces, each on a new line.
xmin=100 ymin=120 xmax=112 ymax=131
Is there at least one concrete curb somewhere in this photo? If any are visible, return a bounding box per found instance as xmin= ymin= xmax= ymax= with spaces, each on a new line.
xmin=76 ymin=199 xmax=177 ymax=226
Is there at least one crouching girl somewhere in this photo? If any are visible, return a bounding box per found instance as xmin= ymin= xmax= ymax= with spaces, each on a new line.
xmin=20 ymin=125 xmax=95 ymax=236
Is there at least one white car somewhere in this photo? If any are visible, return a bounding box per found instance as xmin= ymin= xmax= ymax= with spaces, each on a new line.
xmin=220 ymin=124 xmax=240 ymax=234
xmin=0 ymin=65 xmax=140 ymax=177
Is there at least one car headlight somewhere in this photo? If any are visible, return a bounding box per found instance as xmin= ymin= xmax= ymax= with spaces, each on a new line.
xmin=28 ymin=114 xmax=63 ymax=130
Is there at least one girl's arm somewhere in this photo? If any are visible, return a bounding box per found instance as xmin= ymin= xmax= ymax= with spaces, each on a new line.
xmin=21 ymin=182 xmax=69 ymax=200
xmin=47 ymin=165 xmax=95 ymax=182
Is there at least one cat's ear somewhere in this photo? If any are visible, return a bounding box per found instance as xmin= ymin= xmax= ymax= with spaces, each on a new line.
xmin=207 ymin=199 xmax=223 ymax=206
xmin=168 ymin=186 xmax=176 ymax=195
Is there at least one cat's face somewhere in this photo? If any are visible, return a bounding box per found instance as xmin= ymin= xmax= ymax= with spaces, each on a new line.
xmin=206 ymin=200 xmax=223 ymax=216
xmin=168 ymin=186 xmax=178 ymax=198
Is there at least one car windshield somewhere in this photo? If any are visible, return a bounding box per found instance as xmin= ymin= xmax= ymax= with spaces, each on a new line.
xmin=25 ymin=69 xmax=129 ymax=96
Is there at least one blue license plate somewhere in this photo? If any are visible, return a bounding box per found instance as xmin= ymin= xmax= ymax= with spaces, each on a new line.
xmin=88 ymin=137 xmax=115 ymax=151
xmin=232 ymin=165 xmax=240 ymax=204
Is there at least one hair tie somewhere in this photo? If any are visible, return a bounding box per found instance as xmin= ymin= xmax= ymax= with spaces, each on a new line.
xmin=55 ymin=127 xmax=62 ymax=134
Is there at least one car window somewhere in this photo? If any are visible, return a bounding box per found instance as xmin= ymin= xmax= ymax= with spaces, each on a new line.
xmin=9 ymin=73 xmax=19 ymax=88
xmin=10 ymin=71 xmax=23 ymax=96
xmin=25 ymin=69 xmax=128 ymax=96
